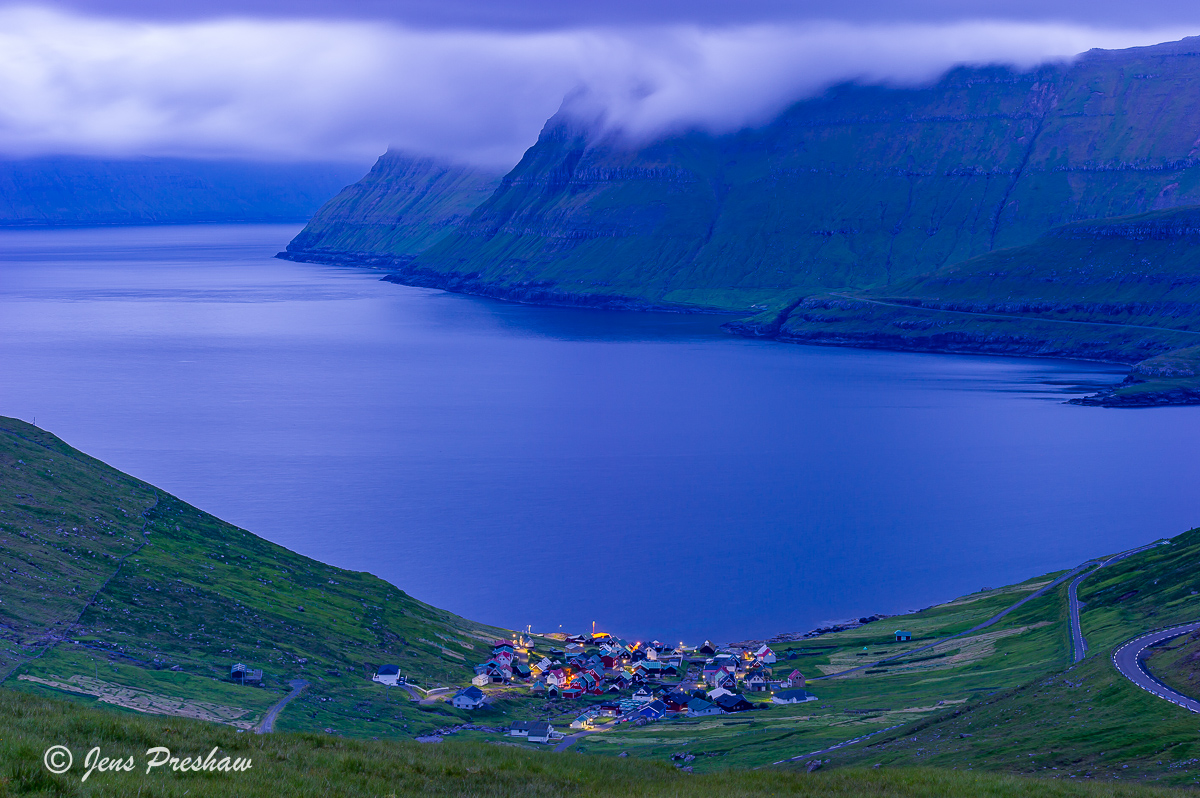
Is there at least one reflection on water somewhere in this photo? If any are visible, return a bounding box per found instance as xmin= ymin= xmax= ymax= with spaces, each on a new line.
xmin=0 ymin=224 xmax=1190 ymax=642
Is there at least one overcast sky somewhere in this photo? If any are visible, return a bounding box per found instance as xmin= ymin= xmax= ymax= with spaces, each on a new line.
xmin=1 ymin=2 xmax=1195 ymax=167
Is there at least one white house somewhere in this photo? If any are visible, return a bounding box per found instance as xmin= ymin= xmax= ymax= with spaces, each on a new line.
xmin=772 ymin=689 xmax=818 ymax=705
xmin=451 ymin=686 xmax=486 ymax=709
xmin=528 ymin=721 xmax=554 ymax=744
xmin=372 ymin=664 xmax=402 ymax=687
xmin=707 ymin=687 xmax=734 ymax=701
xmin=531 ymin=657 xmax=552 ymax=676
xmin=754 ymin=645 xmax=777 ymax=664
xmin=471 ymin=673 xmax=489 ymax=687
xmin=687 ymin=698 xmax=723 ymax=717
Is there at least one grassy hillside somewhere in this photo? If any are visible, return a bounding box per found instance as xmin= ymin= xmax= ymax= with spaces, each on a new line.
xmin=309 ymin=37 xmax=1200 ymax=315
xmin=280 ymin=150 xmax=503 ymax=266
xmin=0 ymin=687 xmax=1179 ymax=798
xmin=0 ymin=157 xmax=365 ymax=226
xmin=0 ymin=416 xmax=510 ymax=736
xmin=821 ymin=531 xmax=1200 ymax=787
xmin=729 ymin=205 xmax=1200 ymax=404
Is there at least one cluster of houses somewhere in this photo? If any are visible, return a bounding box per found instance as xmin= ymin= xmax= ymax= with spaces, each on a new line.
xmin=430 ymin=634 xmax=820 ymax=733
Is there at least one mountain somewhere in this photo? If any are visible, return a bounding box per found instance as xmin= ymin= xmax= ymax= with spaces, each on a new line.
xmin=728 ymin=205 xmax=1200 ymax=406
xmin=280 ymin=150 xmax=505 ymax=266
xmin=0 ymin=156 xmax=366 ymax=226
xmin=316 ymin=35 xmax=1200 ymax=313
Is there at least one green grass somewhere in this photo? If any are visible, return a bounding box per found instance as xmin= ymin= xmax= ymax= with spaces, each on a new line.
xmin=0 ymin=686 xmax=1183 ymax=797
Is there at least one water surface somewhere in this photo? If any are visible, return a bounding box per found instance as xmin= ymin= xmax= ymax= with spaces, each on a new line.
xmin=2 ymin=224 xmax=1195 ymax=642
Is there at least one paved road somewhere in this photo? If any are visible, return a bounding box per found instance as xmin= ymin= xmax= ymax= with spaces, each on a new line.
xmin=256 ymin=679 xmax=309 ymax=734
xmin=1069 ymin=541 xmax=1167 ymax=663
xmin=1112 ymin=623 xmax=1200 ymax=713
xmin=812 ymin=561 xmax=1095 ymax=681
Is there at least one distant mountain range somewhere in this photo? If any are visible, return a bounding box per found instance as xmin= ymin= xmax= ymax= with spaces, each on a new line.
xmin=283 ymin=34 xmax=1200 ymax=405
xmin=0 ymin=156 xmax=367 ymax=227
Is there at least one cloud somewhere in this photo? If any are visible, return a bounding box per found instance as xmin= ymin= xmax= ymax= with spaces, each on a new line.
xmin=0 ymin=6 xmax=1190 ymax=167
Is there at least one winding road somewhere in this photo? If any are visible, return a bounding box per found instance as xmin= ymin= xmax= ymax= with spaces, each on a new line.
xmin=1068 ymin=541 xmax=1167 ymax=664
xmin=1111 ymin=624 xmax=1200 ymax=713
xmin=256 ymin=679 xmax=309 ymax=734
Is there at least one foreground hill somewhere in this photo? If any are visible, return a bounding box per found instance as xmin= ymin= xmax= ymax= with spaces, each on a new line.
xmin=0 ymin=416 xmax=508 ymax=736
xmin=294 ymin=36 xmax=1200 ymax=314
xmin=0 ymin=157 xmax=364 ymax=227
xmin=729 ymin=205 xmax=1200 ymax=405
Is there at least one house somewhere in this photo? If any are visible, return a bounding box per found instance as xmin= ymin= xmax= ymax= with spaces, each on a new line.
xmin=781 ymin=669 xmax=805 ymax=689
xmin=230 ymin=663 xmax=262 ymax=685
xmin=509 ymin=720 xmax=536 ymax=737
xmin=713 ymin=693 xmax=755 ymax=713
xmin=707 ymin=667 xmax=737 ymax=690
xmin=895 ymin=630 xmax=912 ymax=642
xmin=772 ymin=689 xmax=819 ymax=705
xmin=570 ymin=713 xmax=597 ymax=730
xmin=512 ymin=662 xmax=532 ymax=680
xmin=754 ymin=644 xmax=777 ymax=664
xmin=644 ymin=647 xmax=659 ymax=661
xmin=562 ymin=686 xmax=584 ymax=699
xmin=632 ymin=686 xmax=656 ymax=703
xmin=744 ymin=672 xmax=770 ymax=692
xmin=599 ymin=702 xmax=621 ymax=716
xmin=451 ymin=686 xmax=486 ymax=710
xmin=698 ymin=641 xmax=717 ymax=655
xmin=663 ymin=691 xmax=692 ymax=712
xmin=531 ymin=657 xmax=552 ymax=676
xmin=545 ymin=669 xmax=568 ymax=689
xmin=372 ymin=664 xmax=402 ymax=687
xmin=528 ymin=721 xmax=554 ymax=744
xmin=471 ymin=673 xmax=489 ymax=687
xmin=636 ymin=700 xmax=667 ymax=720
xmin=687 ymin=698 xmax=723 ymax=717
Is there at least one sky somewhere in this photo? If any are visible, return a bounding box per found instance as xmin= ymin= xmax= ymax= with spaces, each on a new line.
xmin=0 ymin=1 xmax=1196 ymax=167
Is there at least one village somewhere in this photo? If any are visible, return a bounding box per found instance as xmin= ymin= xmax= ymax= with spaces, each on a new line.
xmin=368 ymin=630 xmax=832 ymax=745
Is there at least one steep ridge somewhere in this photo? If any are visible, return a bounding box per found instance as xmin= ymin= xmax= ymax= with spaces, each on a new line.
xmin=349 ymin=36 xmax=1200 ymax=313
xmin=280 ymin=150 xmax=504 ymax=266
xmin=0 ymin=157 xmax=365 ymax=226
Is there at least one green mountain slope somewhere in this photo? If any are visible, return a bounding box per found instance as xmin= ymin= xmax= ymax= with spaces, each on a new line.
xmin=305 ymin=36 xmax=1200 ymax=313
xmin=0 ymin=416 xmax=508 ymax=735
xmin=280 ymin=150 xmax=504 ymax=266
xmin=730 ymin=204 xmax=1200 ymax=405
xmin=0 ymin=157 xmax=365 ymax=226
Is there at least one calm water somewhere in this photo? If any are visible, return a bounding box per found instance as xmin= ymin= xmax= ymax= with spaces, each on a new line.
xmin=2 ymin=224 xmax=1197 ymax=643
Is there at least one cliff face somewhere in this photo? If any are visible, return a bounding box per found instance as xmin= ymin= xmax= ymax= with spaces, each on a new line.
xmin=281 ymin=150 xmax=504 ymax=265
xmin=360 ymin=36 xmax=1200 ymax=311
xmin=0 ymin=157 xmax=366 ymax=226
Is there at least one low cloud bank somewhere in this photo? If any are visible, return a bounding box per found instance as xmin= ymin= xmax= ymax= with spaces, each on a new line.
xmin=0 ymin=7 xmax=1189 ymax=167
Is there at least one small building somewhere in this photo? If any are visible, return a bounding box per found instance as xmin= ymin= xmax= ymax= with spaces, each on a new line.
xmin=772 ymin=689 xmax=819 ymax=705
xmin=528 ymin=721 xmax=554 ymax=744
xmin=781 ymin=669 xmax=805 ymax=689
xmin=230 ymin=663 xmax=262 ymax=685
xmin=714 ymin=693 xmax=755 ymax=713
xmin=451 ymin=686 xmax=486 ymax=710
xmin=707 ymin=687 xmax=734 ymax=701
xmin=698 ymin=641 xmax=718 ymax=655
xmin=471 ymin=673 xmax=489 ymax=687
xmin=895 ymin=630 xmax=912 ymax=642
xmin=744 ymin=672 xmax=770 ymax=692
xmin=509 ymin=720 xmax=536 ymax=737
xmin=632 ymin=686 xmax=656 ymax=703
xmin=687 ymin=698 xmax=723 ymax=717
xmin=372 ymin=664 xmax=402 ymax=686
xmin=637 ymin=699 xmax=667 ymax=720
xmin=754 ymin=644 xmax=777 ymax=664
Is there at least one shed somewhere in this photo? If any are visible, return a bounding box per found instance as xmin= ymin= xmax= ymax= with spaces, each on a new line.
xmin=372 ymin=664 xmax=402 ymax=687
xmin=895 ymin=630 xmax=912 ymax=642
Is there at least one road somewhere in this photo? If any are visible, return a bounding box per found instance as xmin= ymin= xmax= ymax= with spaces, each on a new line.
xmin=1068 ymin=541 xmax=1167 ymax=663
xmin=256 ymin=679 xmax=309 ymax=734
xmin=812 ymin=561 xmax=1095 ymax=681
xmin=1112 ymin=623 xmax=1200 ymax=713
